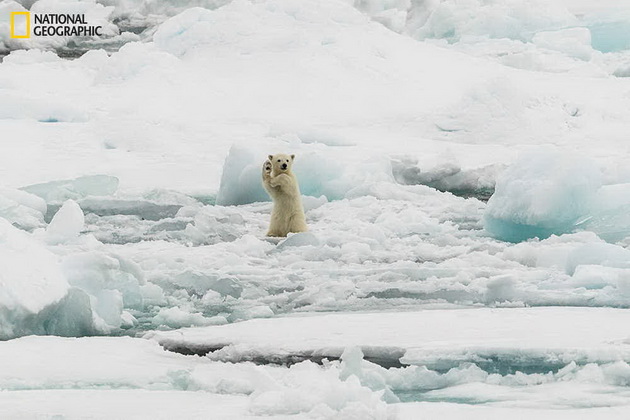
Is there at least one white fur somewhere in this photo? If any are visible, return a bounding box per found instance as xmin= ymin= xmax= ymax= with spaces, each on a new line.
xmin=262 ymin=153 xmax=308 ymax=237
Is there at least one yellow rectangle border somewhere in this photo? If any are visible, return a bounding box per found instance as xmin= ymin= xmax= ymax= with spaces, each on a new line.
xmin=10 ymin=11 xmax=31 ymax=39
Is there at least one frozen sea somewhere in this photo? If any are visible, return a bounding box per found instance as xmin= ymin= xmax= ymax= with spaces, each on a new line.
xmin=2 ymin=0 xmax=630 ymax=418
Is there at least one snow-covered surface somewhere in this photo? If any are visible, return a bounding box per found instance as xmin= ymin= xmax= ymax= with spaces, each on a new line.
xmin=2 ymin=0 xmax=630 ymax=417
xmin=0 ymin=336 xmax=392 ymax=418
xmin=3 ymin=313 xmax=630 ymax=418
xmin=148 ymin=308 xmax=630 ymax=366
xmin=396 ymin=404 xmax=630 ymax=420
xmin=0 ymin=390 xmax=251 ymax=420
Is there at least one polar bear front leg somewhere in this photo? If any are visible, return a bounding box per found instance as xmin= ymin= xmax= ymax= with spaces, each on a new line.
xmin=269 ymin=173 xmax=292 ymax=189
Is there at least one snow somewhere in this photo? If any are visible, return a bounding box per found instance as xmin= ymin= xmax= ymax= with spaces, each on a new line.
xmin=1 ymin=0 xmax=630 ymax=417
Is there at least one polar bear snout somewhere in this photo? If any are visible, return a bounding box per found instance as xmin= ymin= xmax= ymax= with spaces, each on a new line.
xmin=281 ymin=163 xmax=288 ymax=170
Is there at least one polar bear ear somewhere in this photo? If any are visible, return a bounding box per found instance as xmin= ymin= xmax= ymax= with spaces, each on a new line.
xmin=268 ymin=155 xmax=274 ymax=161
xmin=290 ymin=154 xmax=295 ymax=161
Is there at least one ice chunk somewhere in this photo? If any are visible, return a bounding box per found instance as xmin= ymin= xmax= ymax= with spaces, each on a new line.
xmin=229 ymin=305 xmax=274 ymax=321
xmin=0 ymin=219 xmax=68 ymax=313
xmin=153 ymin=307 xmax=227 ymax=328
xmin=490 ymin=179 xmax=630 ymax=244
xmin=77 ymin=198 xmax=182 ymax=221
xmin=565 ymin=243 xmax=630 ymax=276
xmin=61 ymin=251 xmax=147 ymax=331
xmin=0 ymin=188 xmax=47 ymax=230
xmin=179 ymin=205 xmax=252 ymax=246
xmin=45 ymin=199 xmax=85 ymax=244
xmin=580 ymin=184 xmax=630 ymax=242
xmin=301 ymin=195 xmax=328 ymax=212
xmin=363 ymin=0 xmax=578 ymax=43
xmin=216 ymin=146 xmax=269 ymax=206
xmin=170 ymin=271 xmax=243 ymax=298
xmin=22 ymin=175 xmax=119 ymax=203
xmin=36 ymin=287 xmax=96 ymax=337
xmin=0 ymin=219 xmax=95 ymax=339
xmin=276 ymin=232 xmax=320 ymax=250
xmin=142 ymin=189 xmax=200 ymax=206
xmin=589 ymin=20 xmax=630 ymax=53
xmin=216 ymin=145 xmax=390 ymax=206
xmin=391 ymin=157 xmax=501 ymax=200
xmin=484 ymin=150 xmax=602 ymax=242
xmin=533 ymin=28 xmax=594 ymax=61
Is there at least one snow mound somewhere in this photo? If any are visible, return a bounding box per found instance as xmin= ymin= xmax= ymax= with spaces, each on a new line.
xmin=152 ymin=6 xmax=216 ymax=57
xmin=249 ymin=359 xmax=390 ymax=418
xmin=614 ymin=62 xmax=630 ymax=77
xmin=153 ymin=1 xmax=366 ymax=57
xmin=484 ymin=150 xmax=602 ymax=242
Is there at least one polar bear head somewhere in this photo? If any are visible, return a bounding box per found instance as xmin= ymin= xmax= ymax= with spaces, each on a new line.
xmin=268 ymin=153 xmax=295 ymax=174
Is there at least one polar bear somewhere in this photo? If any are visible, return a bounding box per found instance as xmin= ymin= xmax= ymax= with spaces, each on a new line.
xmin=262 ymin=153 xmax=308 ymax=237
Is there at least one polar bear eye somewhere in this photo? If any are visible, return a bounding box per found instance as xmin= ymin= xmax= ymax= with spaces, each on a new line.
xmin=277 ymin=159 xmax=281 ymax=162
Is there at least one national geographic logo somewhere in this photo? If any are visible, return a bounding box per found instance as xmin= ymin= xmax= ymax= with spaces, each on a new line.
xmin=10 ymin=12 xmax=103 ymax=38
